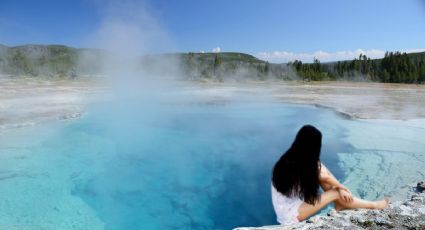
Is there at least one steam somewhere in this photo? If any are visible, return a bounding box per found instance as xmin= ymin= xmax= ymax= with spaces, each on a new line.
xmin=0 ymin=2 xmax=424 ymax=229
xmin=81 ymin=0 xmax=181 ymax=104
xmin=89 ymin=0 xmax=171 ymax=57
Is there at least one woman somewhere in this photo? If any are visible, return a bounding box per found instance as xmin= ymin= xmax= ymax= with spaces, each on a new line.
xmin=271 ymin=125 xmax=389 ymax=225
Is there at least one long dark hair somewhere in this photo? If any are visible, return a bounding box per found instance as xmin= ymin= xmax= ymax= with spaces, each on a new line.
xmin=272 ymin=125 xmax=322 ymax=205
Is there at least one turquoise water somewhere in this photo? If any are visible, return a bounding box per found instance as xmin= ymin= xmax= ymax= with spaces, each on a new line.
xmin=0 ymin=100 xmax=424 ymax=229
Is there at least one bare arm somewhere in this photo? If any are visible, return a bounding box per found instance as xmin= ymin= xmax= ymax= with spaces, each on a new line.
xmin=319 ymin=163 xmax=350 ymax=192
xmin=319 ymin=163 xmax=353 ymax=203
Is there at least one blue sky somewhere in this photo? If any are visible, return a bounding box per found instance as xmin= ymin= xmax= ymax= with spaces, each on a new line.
xmin=0 ymin=0 xmax=424 ymax=62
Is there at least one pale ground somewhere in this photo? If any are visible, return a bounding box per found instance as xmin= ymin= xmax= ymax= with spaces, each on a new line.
xmin=185 ymin=81 xmax=425 ymax=120
xmin=1 ymin=77 xmax=425 ymax=130
xmin=0 ymin=77 xmax=104 ymax=129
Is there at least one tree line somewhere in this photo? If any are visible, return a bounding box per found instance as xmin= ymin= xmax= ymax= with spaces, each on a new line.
xmin=288 ymin=52 xmax=425 ymax=83
xmin=2 ymin=44 xmax=425 ymax=83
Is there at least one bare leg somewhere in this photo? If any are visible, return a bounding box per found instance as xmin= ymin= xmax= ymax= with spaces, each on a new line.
xmin=320 ymin=180 xmax=346 ymax=210
xmin=319 ymin=180 xmax=389 ymax=211
xmin=320 ymin=180 xmax=348 ymax=211
xmin=335 ymin=196 xmax=389 ymax=211
xmin=298 ymin=188 xmax=389 ymax=221
xmin=297 ymin=189 xmax=340 ymax=221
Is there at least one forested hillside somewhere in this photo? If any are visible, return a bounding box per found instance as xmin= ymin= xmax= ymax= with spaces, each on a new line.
xmin=290 ymin=52 xmax=425 ymax=83
xmin=0 ymin=45 xmax=104 ymax=78
xmin=1 ymin=44 xmax=424 ymax=83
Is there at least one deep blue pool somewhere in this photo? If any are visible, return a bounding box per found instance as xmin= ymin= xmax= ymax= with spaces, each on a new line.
xmin=1 ymin=100 xmax=423 ymax=229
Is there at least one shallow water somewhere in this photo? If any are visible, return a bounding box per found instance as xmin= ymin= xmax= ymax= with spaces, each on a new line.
xmin=0 ymin=101 xmax=424 ymax=229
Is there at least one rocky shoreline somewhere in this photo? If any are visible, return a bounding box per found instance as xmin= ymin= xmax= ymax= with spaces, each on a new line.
xmin=234 ymin=182 xmax=425 ymax=230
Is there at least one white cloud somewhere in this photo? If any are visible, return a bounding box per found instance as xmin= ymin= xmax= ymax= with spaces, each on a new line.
xmin=212 ymin=47 xmax=221 ymax=53
xmin=257 ymin=48 xmax=425 ymax=63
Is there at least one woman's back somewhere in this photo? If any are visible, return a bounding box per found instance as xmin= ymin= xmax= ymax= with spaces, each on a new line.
xmin=271 ymin=183 xmax=303 ymax=225
xmin=271 ymin=125 xmax=322 ymax=225
xmin=271 ymin=125 xmax=389 ymax=224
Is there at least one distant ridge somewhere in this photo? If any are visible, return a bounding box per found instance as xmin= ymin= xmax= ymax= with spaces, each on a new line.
xmin=0 ymin=44 xmax=424 ymax=83
xmin=0 ymin=44 xmax=105 ymax=78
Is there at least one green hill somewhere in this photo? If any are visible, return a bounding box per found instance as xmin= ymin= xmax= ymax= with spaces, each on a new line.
xmin=0 ymin=45 xmax=273 ymax=80
xmin=0 ymin=44 xmax=104 ymax=78
xmin=176 ymin=52 xmax=273 ymax=81
xmin=0 ymin=44 xmax=424 ymax=83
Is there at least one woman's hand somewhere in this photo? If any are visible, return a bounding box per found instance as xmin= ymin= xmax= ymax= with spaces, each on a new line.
xmin=320 ymin=163 xmax=351 ymax=191
xmin=338 ymin=188 xmax=353 ymax=203
xmin=338 ymin=185 xmax=352 ymax=194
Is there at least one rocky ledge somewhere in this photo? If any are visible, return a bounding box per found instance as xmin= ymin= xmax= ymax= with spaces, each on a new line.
xmin=235 ymin=182 xmax=425 ymax=230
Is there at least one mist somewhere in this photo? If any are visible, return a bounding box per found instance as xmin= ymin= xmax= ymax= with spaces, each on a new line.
xmin=1 ymin=1 xmax=425 ymax=229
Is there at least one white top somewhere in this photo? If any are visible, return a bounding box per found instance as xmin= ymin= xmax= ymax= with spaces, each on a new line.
xmin=271 ymin=184 xmax=304 ymax=225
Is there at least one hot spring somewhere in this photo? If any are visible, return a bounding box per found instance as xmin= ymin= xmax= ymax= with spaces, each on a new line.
xmin=0 ymin=92 xmax=424 ymax=229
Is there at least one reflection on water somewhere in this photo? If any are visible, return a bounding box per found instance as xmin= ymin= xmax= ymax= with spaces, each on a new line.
xmin=0 ymin=102 xmax=423 ymax=229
